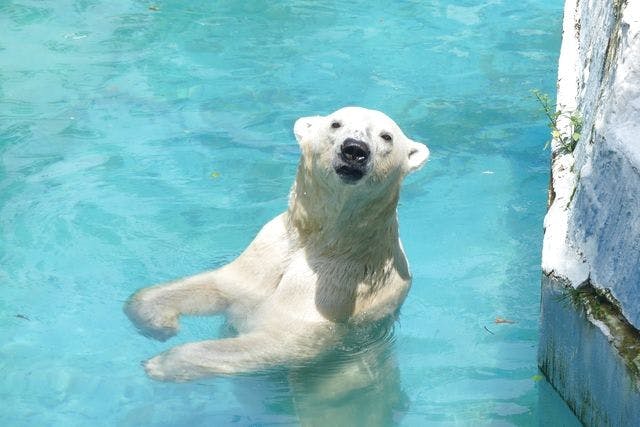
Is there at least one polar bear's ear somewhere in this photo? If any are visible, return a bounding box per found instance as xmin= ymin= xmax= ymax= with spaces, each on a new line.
xmin=407 ymin=141 xmax=430 ymax=173
xmin=294 ymin=116 xmax=321 ymax=144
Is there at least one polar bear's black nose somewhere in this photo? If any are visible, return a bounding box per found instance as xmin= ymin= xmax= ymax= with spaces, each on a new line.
xmin=340 ymin=138 xmax=370 ymax=165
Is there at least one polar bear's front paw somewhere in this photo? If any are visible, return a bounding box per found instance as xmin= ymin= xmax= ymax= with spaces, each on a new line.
xmin=143 ymin=354 xmax=174 ymax=382
xmin=124 ymin=292 xmax=179 ymax=341
xmin=143 ymin=348 xmax=202 ymax=382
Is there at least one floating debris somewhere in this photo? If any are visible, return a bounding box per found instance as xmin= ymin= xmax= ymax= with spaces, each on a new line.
xmin=495 ymin=317 xmax=516 ymax=324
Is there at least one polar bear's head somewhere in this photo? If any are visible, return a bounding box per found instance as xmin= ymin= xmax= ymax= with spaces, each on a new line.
xmin=293 ymin=107 xmax=429 ymax=186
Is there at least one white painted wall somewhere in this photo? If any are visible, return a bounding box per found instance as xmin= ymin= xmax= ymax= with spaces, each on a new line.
xmin=542 ymin=0 xmax=640 ymax=329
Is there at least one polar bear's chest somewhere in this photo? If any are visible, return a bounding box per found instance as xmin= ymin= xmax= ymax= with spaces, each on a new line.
xmin=234 ymin=250 xmax=410 ymax=332
xmin=225 ymin=252 xmax=321 ymax=332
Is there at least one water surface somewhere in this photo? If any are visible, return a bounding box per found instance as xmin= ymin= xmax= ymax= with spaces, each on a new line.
xmin=0 ymin=1 xmax=580 ymax=425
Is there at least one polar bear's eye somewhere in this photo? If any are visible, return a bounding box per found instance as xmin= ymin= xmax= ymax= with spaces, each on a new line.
xmin=331 ymin=121 xmax=342 ymax=129
xmin=380 ymin=132 xmax=393 ymax=142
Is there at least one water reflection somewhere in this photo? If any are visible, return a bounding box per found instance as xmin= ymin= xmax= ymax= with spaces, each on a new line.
xmin=228 ymin=321 xmax=406 ymax=426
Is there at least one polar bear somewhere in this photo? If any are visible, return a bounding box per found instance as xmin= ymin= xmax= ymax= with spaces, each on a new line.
xmin=125 ymin=106 xmax=429 ymax=382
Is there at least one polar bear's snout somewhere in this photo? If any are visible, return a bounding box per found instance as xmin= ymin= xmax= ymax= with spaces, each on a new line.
xmin=340 ymin=138 xmax=370 ymax=165
xmin=335 ymin=138 xmax=370 ymax=183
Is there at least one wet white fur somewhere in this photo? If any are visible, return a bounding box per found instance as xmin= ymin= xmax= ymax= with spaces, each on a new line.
xmin=125 ymin=107 xmax=429 ymax=381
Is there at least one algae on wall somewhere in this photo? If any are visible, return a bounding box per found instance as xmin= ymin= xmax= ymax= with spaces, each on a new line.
xmin=539 ymin=276 xmax=640 ymax=426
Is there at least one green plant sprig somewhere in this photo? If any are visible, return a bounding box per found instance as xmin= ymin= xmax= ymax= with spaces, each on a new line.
xmin=532 ymin=89 xmax=583 ymax=153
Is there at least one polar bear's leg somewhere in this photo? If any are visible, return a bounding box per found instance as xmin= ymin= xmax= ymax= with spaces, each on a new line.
xmin=124 ymin=270 xmax=231 ymax=340
xmin=125 ymin=214 xmax=293 ymax=340
xmin=143 ymin=328 xmax=335 ymax=381
xmin=289 ymin=336 xmax=407 ymax=426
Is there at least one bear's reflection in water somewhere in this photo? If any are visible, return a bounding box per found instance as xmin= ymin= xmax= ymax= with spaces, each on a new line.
xmin=230 ymin=320 xmax=407 ymax=426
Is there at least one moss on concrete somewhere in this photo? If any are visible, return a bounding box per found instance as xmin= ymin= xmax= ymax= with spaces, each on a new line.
xmin=555 ymin=277 xmax=640 ymax=386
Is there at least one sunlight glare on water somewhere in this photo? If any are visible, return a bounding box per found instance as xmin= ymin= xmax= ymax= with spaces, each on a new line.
xmin=0 ymin=1 xmax=581 ymax=425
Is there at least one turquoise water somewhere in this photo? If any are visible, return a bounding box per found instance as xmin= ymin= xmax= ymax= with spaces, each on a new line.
xmin=0 ymin=1 xmax=581 ymax=425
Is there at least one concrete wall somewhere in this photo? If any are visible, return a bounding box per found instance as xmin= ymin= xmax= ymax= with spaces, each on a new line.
xmin=539 ymin=276 xmax=640 ymax=426
xmin=539 ymin=0 xmax=640 ymax=424
xmin=569 ymin=0 xmax=640 ymax=329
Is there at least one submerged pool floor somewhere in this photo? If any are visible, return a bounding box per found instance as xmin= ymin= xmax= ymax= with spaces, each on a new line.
xmin=1 ymin=1 xmax=580 ymax=425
